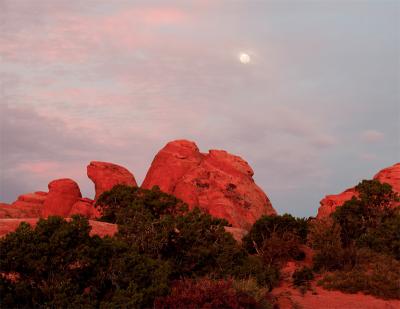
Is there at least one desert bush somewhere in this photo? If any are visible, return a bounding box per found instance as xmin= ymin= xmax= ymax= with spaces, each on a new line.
xmin=356 ymin=208 xmax=400 ymax=260
xmin=332 ymin=180 xmax=399 ymax=251
xmin=308 ymin=218 xmax=357 ymax=271
xmin=318 ymin=249 xmax=400 ymax=299
xmin=243 ymin=214 xmax=308 ymax=255
xmin=154 ymin=278 xmax=271 ymax=309
xmin=0 ymin=216 xmax=170 ymax=308
xmin=233 ymin=255 xmax=280 ymax=290
xmin=292 ymin=267 xmax=314 ymax=287
xmin=96 ymin=185 xmax=273 ymax=281
xmin=96 ymin=185 xmax=187 ymax=223
xmin=243 ymin=214 xmax=307 ymax=271
xmin=258 ymin=231 xmax=303 ymax=267
xmin=161 ymin=208 xmax=247 ymax=278
xmin=232 ymin=278 xmax=272 ymax=309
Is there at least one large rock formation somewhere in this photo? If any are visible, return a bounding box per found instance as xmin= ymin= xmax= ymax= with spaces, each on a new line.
xmin=317 ymin=163 xmax=400 ymax=218
xmin=0 ymin=192 xmax=47 ymax=218
xmin=142 ymin=140 xmax=276 ymax=229
xmin=41 ymin=179 xmax=82 ymax=217
xmin=87 ymin=161 xmax=138 ymax=200
xmin=1 ymin=161 xmax=138 ymax=221
xmin=1 ymin=142 xmax=274 ymax=231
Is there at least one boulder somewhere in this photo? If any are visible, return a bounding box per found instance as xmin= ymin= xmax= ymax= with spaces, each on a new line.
xmin=69 ymin=198 xmax=100 ymax=219
xmin=317 ymin=163 xmax=400 ymax=218
xmin=87 ymin=161 xmax=137 ymax=200
xmin=142 ymin=140 xmax=276 ymax=230
xmin=42 ymin=179 xmax=82 ymax=217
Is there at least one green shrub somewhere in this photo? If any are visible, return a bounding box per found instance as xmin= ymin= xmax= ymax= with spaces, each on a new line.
xmin=161 ymin=208 xmax=248 ymax=278
xmin=95 ymin=185 xmax=187 ymax=223
xmin=0 ymin=216 xmax=170 ymax=308
xmin=356 ymin=209 xmax=400 ymax=259
xmin=233 ymin=255 xmax=280 ymax=290
xmin=318 ymin=248 xmax=400 ymax=299
xmin=332 ymin=180 xmax=399 ymax=252
xmin=243 ymin=214 xmax=308 ymax=255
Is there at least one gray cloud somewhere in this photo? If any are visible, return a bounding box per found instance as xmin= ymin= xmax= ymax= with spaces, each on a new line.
xmin=1 ymin=0 xmax=399 ymax=216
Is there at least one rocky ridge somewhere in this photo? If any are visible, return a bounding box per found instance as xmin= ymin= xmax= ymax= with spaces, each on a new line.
xmin=0 ymin=140 xmax=276 ymax=233
xmin=317 ymin=163 xmax=400 ymax=218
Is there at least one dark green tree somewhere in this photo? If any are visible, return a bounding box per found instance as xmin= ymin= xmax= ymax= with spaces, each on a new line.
xmin=0 ymin=216 xmax=170 ymax=308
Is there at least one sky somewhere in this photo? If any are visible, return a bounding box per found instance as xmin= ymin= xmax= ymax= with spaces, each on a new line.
xmin=0 ymin=0 xmax=399 ymax=217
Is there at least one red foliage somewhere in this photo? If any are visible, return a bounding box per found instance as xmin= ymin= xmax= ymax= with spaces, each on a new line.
xmin=154 ymin=278 xmax=260 ymax=309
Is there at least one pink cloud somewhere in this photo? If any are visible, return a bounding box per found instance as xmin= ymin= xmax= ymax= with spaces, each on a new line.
xmin=0 ymin=5 xmax=190 ymax=64
xmin=361 ymin=130 xmax=384 ymax=143
xmin=16 ymin=161 xmax=61 ymax=175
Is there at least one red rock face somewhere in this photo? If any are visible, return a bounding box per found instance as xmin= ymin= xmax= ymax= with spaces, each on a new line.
xmin=142 ymin=140 xmax=203 ymax=193
xmin=374 ymin=163 xmax=400 ymax=193
xmin=87 ymin=161 xmax=138 ymax=200
xmin=42 ymin=179 xmax=82 ymax=217
xmin=1 ymin=160 xmax=137 ymax=220
xmin=317 ymin=163 xmax=400 ymax=219
xmin=69 ymin=198 xmax=100 ymax=219
xmin=0 ymin=192 xmax=47 ymax=218
xmin=142 ymin=140 xmax=276 ymax=230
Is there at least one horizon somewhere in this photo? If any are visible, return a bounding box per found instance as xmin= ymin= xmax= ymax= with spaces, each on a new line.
xmin=1 ymin=1 xmax=399 ymax=217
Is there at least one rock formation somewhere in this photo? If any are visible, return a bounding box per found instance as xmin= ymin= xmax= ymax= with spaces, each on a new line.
xmin=0 ymin=192 xmax=47 ymax=218
xmin=0 ymin=141 xmax=275 ymax=231
xmin=87 ymin=161 xmax=138 ymax=200
xmin=142 ymin=140 xmax=276 ymax=229
xmin=0 ymin=161 xmax=137 ymax=220
xmin=317 ymin=163 xmax=400 ymax=218
xmin=317 ymin=188 xmax=358 ymax=219
xmin=69 ymin=198 xmax=100 ymax=219
xmin=41 ymin=179 xmax=82 ymax=217
xmin=374 ymin=163 xmax=400 ymax=193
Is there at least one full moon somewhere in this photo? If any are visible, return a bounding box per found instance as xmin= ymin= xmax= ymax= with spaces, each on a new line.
xmin=239 ymin=53 xmax=251 ymax=64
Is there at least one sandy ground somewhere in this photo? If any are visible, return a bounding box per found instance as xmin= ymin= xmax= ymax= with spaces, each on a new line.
xmin=271 ymin=256 xmax=400 ymax=309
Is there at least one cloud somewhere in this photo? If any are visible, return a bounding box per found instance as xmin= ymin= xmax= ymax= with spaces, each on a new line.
xmin=361 ymin=130 xmax=384 ymax=143
xmin=0 ymin=3 xmax=191 ymax=65
xmin=1 ymin=1 xmax=398 ymax=217
xmin=359 ymin=153 xmax=377 ymax=161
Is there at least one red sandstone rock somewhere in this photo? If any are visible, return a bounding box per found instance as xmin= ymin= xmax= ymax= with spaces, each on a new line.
xmin=317 ymin=163 xmax=400 ymax=218
xmin=142 ymin=140 xmax=203 ymax=193
xmin=87 ymin=161 xmax=137 ymax=200
xmin=142 ymin=140 xmax=276 ymax=230
xmin=0 ymin=218 xmax=117 ymax=238
xmin=0 ymin=192 xmax=47 ymax=218
xmin=224 ymin=226 xmax=248 ymax=243
xmin=374 ymin=163 xmax=400 ymax=193
xmin=42 ymin=179 xmax=82 ymax=217
xmin=317 ymin=188 xmax=358 ymax=219
xmin=69 ymin=198 xmax=100 ymax=219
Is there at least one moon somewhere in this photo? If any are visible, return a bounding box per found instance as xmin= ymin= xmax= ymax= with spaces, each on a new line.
xmin=239 ymin=53 xmax=251 ymax=64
